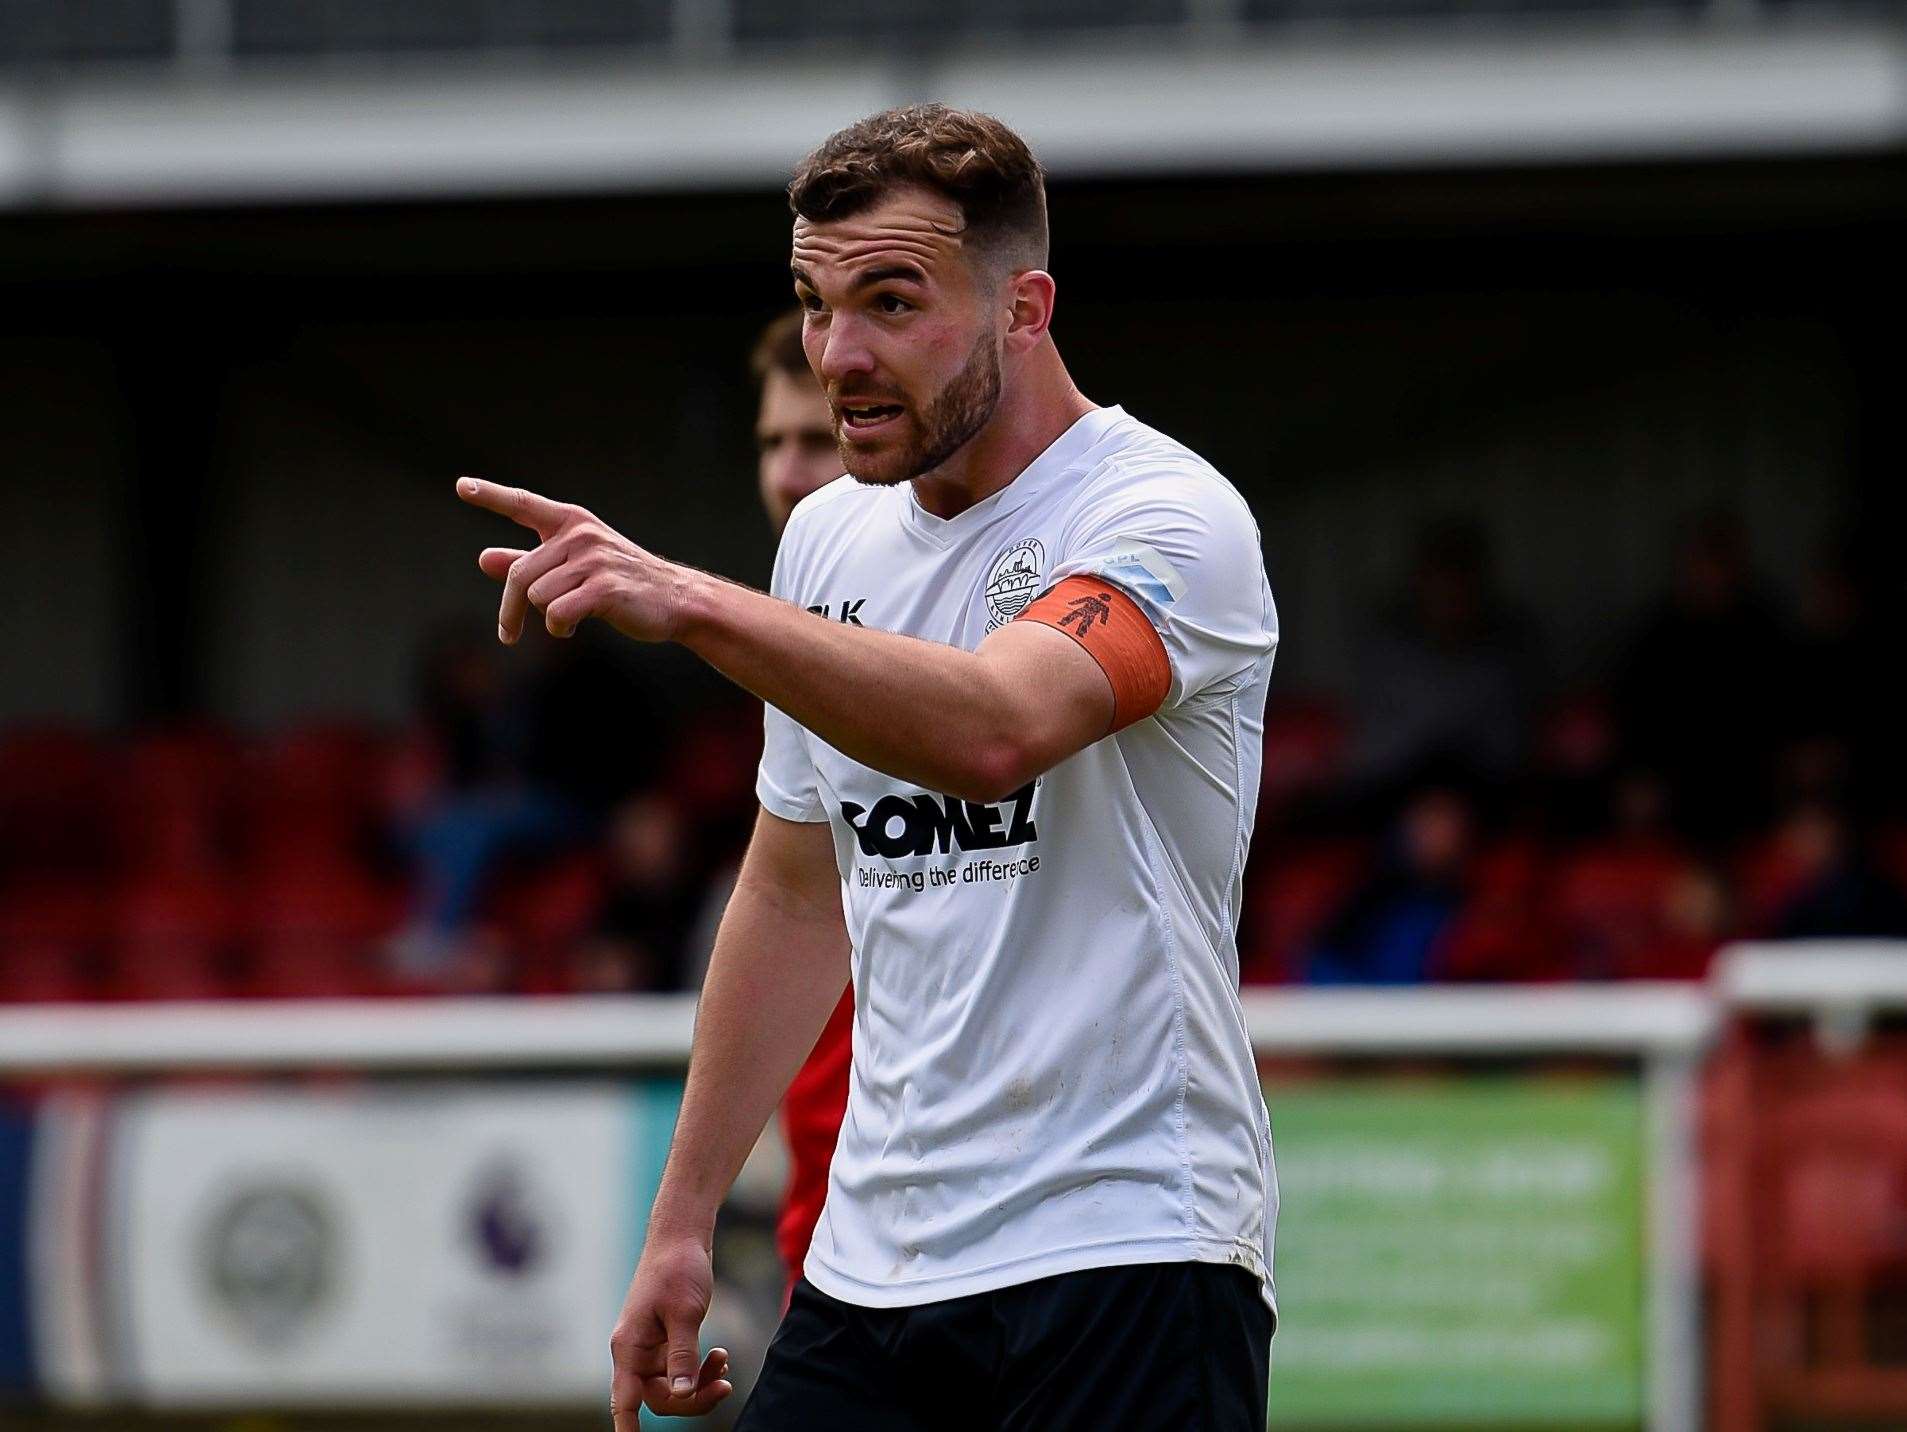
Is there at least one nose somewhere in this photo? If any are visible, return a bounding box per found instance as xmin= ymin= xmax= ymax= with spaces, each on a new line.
xmin=813 ymin=311 xmax=875 ymax=386
xmin=766 ymin=447 xmax=800 ymax=493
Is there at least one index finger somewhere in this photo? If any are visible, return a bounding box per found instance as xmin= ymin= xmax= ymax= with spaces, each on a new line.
xmin=455 ymin=476 xmax=574 ymax=539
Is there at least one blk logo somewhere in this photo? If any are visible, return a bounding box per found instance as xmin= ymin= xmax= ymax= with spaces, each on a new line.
xmin=1059 ymin=591 xmax=1115 ymax=637
xmin=840 ymin=782 xmax=1038 ymax=859
xmin=807 ymin=599 xmax=866 ymax=626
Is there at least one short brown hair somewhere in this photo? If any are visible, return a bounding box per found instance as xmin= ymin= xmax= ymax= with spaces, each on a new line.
xmin=749 ymin=309 xmax=811 ymax=386
xmin=789 ymin=104 xmax=1048 ymax=275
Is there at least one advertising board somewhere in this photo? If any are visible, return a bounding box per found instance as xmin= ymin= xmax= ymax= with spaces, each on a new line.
xmin=99 ymin=1080 xmax=681 ymax=1406
xmin=1265 ymin=1075 xmax=1647 ymax=1428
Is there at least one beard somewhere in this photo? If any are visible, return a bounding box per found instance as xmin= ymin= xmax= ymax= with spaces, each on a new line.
xmin=836 ymin=331 xmax=1002 ymax=486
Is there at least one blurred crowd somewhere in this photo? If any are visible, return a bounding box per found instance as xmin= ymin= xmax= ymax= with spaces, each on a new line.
xmin=4 ymin=497 xmax=1903 ymax=1002
xmin=1249 ymin=509 xmax=1907 ymax=987
xmin=0 ymin=618 xmax=760 ymax=999
xmin=1 ymin=498 xmax=1902 ymax=1001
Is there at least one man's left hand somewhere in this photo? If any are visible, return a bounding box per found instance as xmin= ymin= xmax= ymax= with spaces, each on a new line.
xmin=458 ymin=476 xmax=691 ymax=645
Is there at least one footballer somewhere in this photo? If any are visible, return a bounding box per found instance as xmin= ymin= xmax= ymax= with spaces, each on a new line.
xmin=460 ymin=103 xmax=1279 ymax=1429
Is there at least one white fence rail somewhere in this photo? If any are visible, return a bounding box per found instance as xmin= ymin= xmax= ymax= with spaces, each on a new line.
xmin=0 ymin=984 xmax=1722 ymax=1074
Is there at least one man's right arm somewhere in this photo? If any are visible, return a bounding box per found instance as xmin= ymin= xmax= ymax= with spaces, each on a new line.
xmin=611 ymin=807 xmax=847 ymax=1426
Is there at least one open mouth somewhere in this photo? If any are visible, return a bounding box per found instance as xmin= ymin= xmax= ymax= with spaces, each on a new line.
xmin=840 ymin=402 xmax=904 ymax=433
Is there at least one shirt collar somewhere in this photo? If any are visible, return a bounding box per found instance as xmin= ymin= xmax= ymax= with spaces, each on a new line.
xmin=898 ymin=405 xmax=1126 ymax=549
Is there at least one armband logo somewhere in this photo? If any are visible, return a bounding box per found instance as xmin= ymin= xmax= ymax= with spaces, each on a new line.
xmin=1057 ymin=591 xmax=1115 ymax=637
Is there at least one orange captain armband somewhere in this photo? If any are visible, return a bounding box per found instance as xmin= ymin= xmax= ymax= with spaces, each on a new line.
xmin=1016 ymin=574 xmax=1172 ymax=732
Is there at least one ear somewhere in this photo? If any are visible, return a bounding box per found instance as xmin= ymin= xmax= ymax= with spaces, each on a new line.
xmin=1002 ymin=270 xmax=1057 ymax=355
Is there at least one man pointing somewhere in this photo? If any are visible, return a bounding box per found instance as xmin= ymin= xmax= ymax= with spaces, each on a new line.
xmin=462 ymin=104 xmax=1279 ymax=1430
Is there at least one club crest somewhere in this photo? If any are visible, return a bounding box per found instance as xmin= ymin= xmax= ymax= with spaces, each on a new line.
xmin=984 ymin=539 xmax=1045 ymax=630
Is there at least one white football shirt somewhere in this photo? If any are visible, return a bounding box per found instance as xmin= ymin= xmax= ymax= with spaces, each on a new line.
xmin=756 ymin=405 xmax=1279 ymax=1317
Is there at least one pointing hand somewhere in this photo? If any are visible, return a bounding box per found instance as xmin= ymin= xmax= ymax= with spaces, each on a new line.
xmin=457 ymin=477 xmax=691 ymax=645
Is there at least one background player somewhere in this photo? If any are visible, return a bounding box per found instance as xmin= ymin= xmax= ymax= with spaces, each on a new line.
xmin=459 ymin=103 xmax=1279 ymax=1429
xmin=752 ymin=311 xmax=843 ymax=532
xmin=747 ymin=310 xmax=856 ymax=1296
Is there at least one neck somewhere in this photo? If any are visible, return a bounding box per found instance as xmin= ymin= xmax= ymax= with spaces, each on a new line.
xmin=909 ymin=340 xmax=1095 ymax=521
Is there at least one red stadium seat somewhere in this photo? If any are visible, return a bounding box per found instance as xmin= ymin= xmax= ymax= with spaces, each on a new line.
xmin=664 ymin=705 xmax=763 ymax=836
xmin=1433 ymin=836 xmax=1566 ymax=983
xmin=107 ymin=876 xmax=236 ymax=1000
xmin=490 ymin=854 xmax=609 ymax=994
xmin=117 ymin=727 xmax=242 ymax=877
xmin=1698 ymin=1052 xmax=1744 ymax=1279
xmin=0 ymin=884 xmax=102 ymax=1001
xmin=1258 ymin=697 xmax=1349 ymax=818
xmin=1734 ymin=829 xmax=1823 ymax=940
xmin=241 ymin=863 xmax=401 ymax=998
xmin=1710 ymin=1040 xmax=1907 ymax=1431
xmin=0 ymin=726 xmax=111 ymax=878
xmin=1548 ymin=841 xmax=1689 ymax=981
xmin=1473 ymin=837 xmax=1546 ymax=899
xmin=1765 ymin=1067 xmax=1907 ymax=1417
xmin=240 ymin=723 xmax=392 ymax=872
xmin=1238 ymin=839 xmax=1366 ymax=984
xmin=1769 ymin=1080 xmax=1907 ymax=1284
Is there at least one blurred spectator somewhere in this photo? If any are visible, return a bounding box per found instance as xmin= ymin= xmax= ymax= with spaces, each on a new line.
xmin=1780 ymin=540 xmax=1902 ymax=821
xmin=1434 ymin=832 xmax=1558 ymax=984
xmin=1647 ymin=864 xmax=1731 ymax=981
xmin=575 ymin=795 xmax=704 ymax=991
xmin=1238 ymin=835 xmax=1367 ymax=985
xmin=1767 ymin=802 xmax=1907 ymax=942
xmin=1350 ymin=518 xmax=1534 ymax=805
xmin=1548 ymin=771 xmax=1711 ymax=980
xmin=384 ymin=622 xmax=583 ymax=988
xmin=1531 ymin=690 xmax=1620 ymax=842
xmin=516 ymin=628 xmax=671 ymax=823
xmin=1615 ymin=509 xmax=1786 ymax=845
xmin=1304 ymin=782 xmax=1476 ymax=985
xmin=415 ymin=619 xmax=511 ymax=790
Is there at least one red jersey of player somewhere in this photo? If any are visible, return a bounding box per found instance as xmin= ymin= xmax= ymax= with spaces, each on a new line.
xmin=775 ymin=988 xmax=851 ymax=1284
xmin=747 ymin=310 xmax=854 ymax=1289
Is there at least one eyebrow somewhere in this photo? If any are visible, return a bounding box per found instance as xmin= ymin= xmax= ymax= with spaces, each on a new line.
xmin=850 ymin=264 xmax=927 ymax=291
xmin=789 ymin=262 xmax=928 ymax=293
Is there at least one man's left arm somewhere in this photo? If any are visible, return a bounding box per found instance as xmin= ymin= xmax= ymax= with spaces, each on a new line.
xmin=458 ymin=478 xmax=1163 ymax=803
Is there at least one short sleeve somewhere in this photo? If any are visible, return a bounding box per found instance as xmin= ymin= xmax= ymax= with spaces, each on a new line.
xmin=1046 ymin=465 xmax=1277 ymax=709
xmin=755 ymin=523 xmax=830 ymax=823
